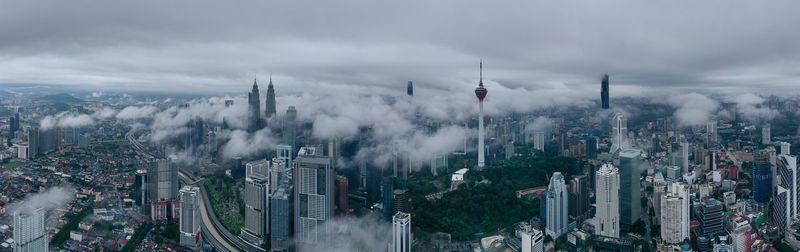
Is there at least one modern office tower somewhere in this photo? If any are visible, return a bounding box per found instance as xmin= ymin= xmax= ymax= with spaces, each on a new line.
xmin=697 ymin=198 xmax=724 ymax=239
xmin=610 ymin=112 xmax=627 ymax=153
xmin=27 ymin=126 xmax=38 ymax=159
xmin=276 ymin=144 xmax=293 ymax=172
xmin=184 ymin=118 xmax=204 ymax=149
xmin=475 ymin=61 xmax=487 ymax=168
xmin=706 ymin=120 xmax=718 ymax=146
xmin=586 ymin=137 xmax=598 ymax=159
xmin=545 ymin=172 xmax=568 ymax=238
xmin=382 ymin=177 xmax=396 ymax=221
xmin=773 ymin=154 xmax=798 ymax=230
xmin=248 ymin=78 xmax=262 ymax=132
xmin=665 ymin=166 xmax=681 ymax=181
xmin=392 ymin=189 xmax=411 ymax=215
xmin=406 ymin=81 xmax=413 ymax=97
xmin=595 ymin=164 xmax=620 ymax=238
xmin=601 ymin=74 xmax=610 ymax=109
xmin=293 ymin=147 xmax=333 ymax=246
xmin=246 ymin=159 xmax=270 ymax=178
xmin=392 ymin=212 xmax=412 ymax=252
xmin=16 ymin=144 xmax=28 ymax=160
xmin=618 ymin=149 xmax=642 ymax=231
xmin=270 ymin=183 xmax=292 ymax=251
xmin=283 ymin=106 xmax=297 ymax=152
xmin=134 ymin=169 xmax=148 ymax=206
xmin=521 ymin=227 xmax=545 ymax=252
xmin=569 ymin=175 xmax=590 ymax=220
xmin=179 ymin=186 xmax=201 ymax=249
xmin=781 ymin=141 xmax=792 ymax=155
xmin=762 ymin=124 xmax=771 ymax=145
xmin=265 ymin=75 xmax=276 ymax=118
xmin=661 ymin=182 xmax=690 ymax=244
xmin=241 ymin=172 xmax=269 ymax=248
xmin=270 ymin=158 xmax=284 ymax=193
xmin=335 ymin=175 xmax=349 ymax=216
xmin=652 ymin=172 xmax=665 ymax=225
xmin=752 ymin=150 xmax=772 ymax=204
xmin=533 ymin=131 xmax=546 ymax=151
xmin=148 ymin=159 xmax=179 ymax=221
xmin=681 ymin=141 xmax=690 ymax=174
xmin=13 ymin=208 xmax=47 ymax=252
xmin=207 ymin=130 xmax=218 ymax=160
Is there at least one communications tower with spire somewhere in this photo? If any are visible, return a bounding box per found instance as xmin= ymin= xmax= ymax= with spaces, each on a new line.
xmin=475 ymin=61 xmax=487 ymax=168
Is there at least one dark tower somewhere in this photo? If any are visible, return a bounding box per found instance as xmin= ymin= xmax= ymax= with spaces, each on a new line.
xmin=406 ymin=81 xmax=413 ymax=97
xmin=248 ymin=78 xmax=261 ymax=132
xmin=266 ymin=75 xmax=277 ymax=118
xmin=601 ymin=74 xmax=610 ymax=109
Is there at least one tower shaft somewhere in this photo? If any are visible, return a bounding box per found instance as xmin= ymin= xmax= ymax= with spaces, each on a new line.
xmin=478 ymin=101 xmax=485 ymax=168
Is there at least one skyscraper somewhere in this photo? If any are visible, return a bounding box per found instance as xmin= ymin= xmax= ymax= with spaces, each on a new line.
xmin=265 ymin=75 xmax=276 ymax=118
xmin=241 ymin=172 xmax=269 ymax=248
xmin=520 ymin=227 xmax=544 ymax=252
xmin=406 ymin=81 xmax=413 ymax=97
xmin=697 ymin=198 xmax=724 ymax=239
xmin=475 ymin=61 xmax=487 ymax=168
xmin=595 ymin=164 xmax=620 ymax=238
xmin=762 ymin=124 xmax=771 ymax=145
xmin=533 ymin=131 xmax=546 ymax=151
xmin=293 ymin=147 xmax=333 ymax=246
xmin=773 ymin=154 xmax=798 ymax=230
xmin=392 ymin=212 xmax=412 ymax=252
xmin=681 ymin=140 xmax=690 ymax=174
xmin=27 ymin=126 xmax=39 ymax=159
xmin=179 ymin=186 xmax=201 ymax=249
xmin=545 ymin=172 xmax=568 ymax=238
xmin=752 ymin=150 xmax=772 ymax=204
xmin=610 ymin=112 xmax=627 ymax=153
xmin=248 ymin=78 xmax=262 ymax=132
xmin=618 ymin=149 xmax=641 ymax=231
xmin=569 ymin=175 xmax=589 ymax=221
xmin=661 ymin=182 xmax=689 ymax=244
xmin=13 ymin=208 xmax=47 ymax=252
xmin=335 ymin=175 xmax=349 ymax=216
xmin=283 ymin=106 xmax=297 ymax=153
xmin=601 ymin=74 xmax=610 ymax=109
xmin=270 ymin=183 xmax=292 ymax=251
xmin=148 ymin=159 xmax=179 ymax=221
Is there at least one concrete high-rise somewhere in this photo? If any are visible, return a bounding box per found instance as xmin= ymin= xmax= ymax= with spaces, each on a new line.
xmin=475 ymin=61 xmax=487 ymax=168
xmin=697 ymin=198 xmax=724 ymax=239
xmin=282 ymin=106 xmax=297 ymax=153
xmin=781 ymin=141 xmax=792 ymax=155
xmin=601 ymin=74 xmax=610 ymax=109
xmin=661 ymin=182 xmax=689 ymax=244
xmin=618 ymin=149 xmax=642 ymax=231
xmin=293 ymin=147 xmax=333 ymax=246
xmin=179 ymin=186 xmax=201 ymax=249
xmin=265 ymin=75 xmax=276 ymax=118
xmin=545 ymin=172 xmax=568 ymax=238
xmin=406 ymin=81 xmax=413 ymax=97
xmin=681 ymin=141 xmax=690 ymax=174
xmin=533 ymin=131 xmax=546 ymax=151
xmin=595 ymin=164 xmax=620 ymax=238
xmin=148 ymin=159 xmax=179 ymax=221
xmin=706 ymin=120 xmax=718 ymax=146
xmin=241 ymin=172 xmax=269 ymax=248
xmin=752 ymin=150 xmax=772 ymax=204
xmin=13 ymin=208 xmax=47 ymax=252
xmin=270 ymin=183 xmax=292 ymax=251
xmin=569 ymin=175 xmax=589 ymax=221
xmin=610 ymin=112 xmax=627 ymax=153
xmin=392 ymin=212 xmax=412 ymax=252
xmin=773 ymin=154 xmax=799 ymax=230
xmin=248 ymin=78 xmax=262 ymax=132
xmin=762 ymin=124 xmax=771 ymax=145
xmin=520 ymin=227 xmax=544 ymax=252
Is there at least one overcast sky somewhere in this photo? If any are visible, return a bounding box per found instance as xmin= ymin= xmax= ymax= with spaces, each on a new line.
xmin=1 ymin=1 xmax=799 ymax=98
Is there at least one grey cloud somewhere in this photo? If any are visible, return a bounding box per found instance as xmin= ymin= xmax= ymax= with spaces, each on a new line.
xmin=7 ymin=186 xmax=75 ymax=215
xmin=667 ymin=92 xmax=718 ymax=127
xmin=116 ymin=105 xmax=158 ymax=120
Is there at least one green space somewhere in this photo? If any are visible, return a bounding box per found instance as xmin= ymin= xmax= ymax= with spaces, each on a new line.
xmin=205 ymin=174 xmax=245 ymax=235
xmin=121 ymin=222 xmax=152 ymax=252
xmin=51 ymin=206 xmax=93 ymax=247
xmin=412 ymin=155 xmax=584 ymax=240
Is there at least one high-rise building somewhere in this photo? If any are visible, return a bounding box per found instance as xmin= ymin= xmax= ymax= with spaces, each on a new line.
xmin=586 ymin=136 xmax=598 ymax=160
xmin=148 ymin=159 xmax=179 ymax=221
xmin=392 ymin=189 xmax=411 ymax=215
xmin=595 ymin=164 xmax=620 ymax=238
xmin=406 ymin=81 xmax=413 ymax=97
xmin=601 ymin=74 xmax=610 ymax=109
xmin=276 ymin=144 xmax=293 ymax=172
xmin=246 ymin=159 xmax=270 ymax=178
xmin=652 ymin=172 xmax=666 ymax=225
xmin=293 ymin=147 xmax=333 ymax=246
xmin=697 ymin=198 xmax=724 ymax=239
xmin=265 ymin=75 xmax=276 ymax=118
xmin=762 ymin=124 xmax=771 ymax=145
xmin=134 ymin=169 xmax=148 ymax=207
xmin=545 ymin=172 xmax=568 ymax=238
xmin=781 ymin=141 xmax=792 ymax=155
xmin=27 ymin=126 xmax=39 ymax=159
xmin=661 ymin=182 xmax=689 ymax=244
xmin=681 ymin=141 xmax=690 ymax=174
xmin=533 ymin=131 xmax=546 ymax=151
xmin=706 ymin=121 xmax=718 ymax=146
xmin=520 ymin=227 xmax=544 ymax=252
xmin=270 ymin=183 xmax=292 ymax=251
xmin=752 ymin=150 xmax=772 ymax=204
xmin=569 ymin=175 xmax=589 ymax=221
xmin=335 ymin=175 xmax=349 ymax=216
xmin=283 ymin=106 xmax=297 ymax=153
xmin=610 ymin=113 xmax=627 ymax=153
xmin=241 ymin=171 xmax=269 ymax=248
xmin=13 ymin=208 xmax=47 ymax=252
xmin=179 ymin=186 xmax=201 ymax=249
xmin=248 ymin=78 xmax=262 ymax=132
xmin=392 ymin=212 xmax=412 ymax=252
xmin=773 ymin=154 xmax=799 ymax=230
xmin=618 ymin=149 xmax=642 ymax=231
xmin=475 ymin=61 xmax=487 ymax=168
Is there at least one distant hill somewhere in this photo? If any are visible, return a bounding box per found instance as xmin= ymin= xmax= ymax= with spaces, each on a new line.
xmin=37 ymin=93 xmax=84 ymax=104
